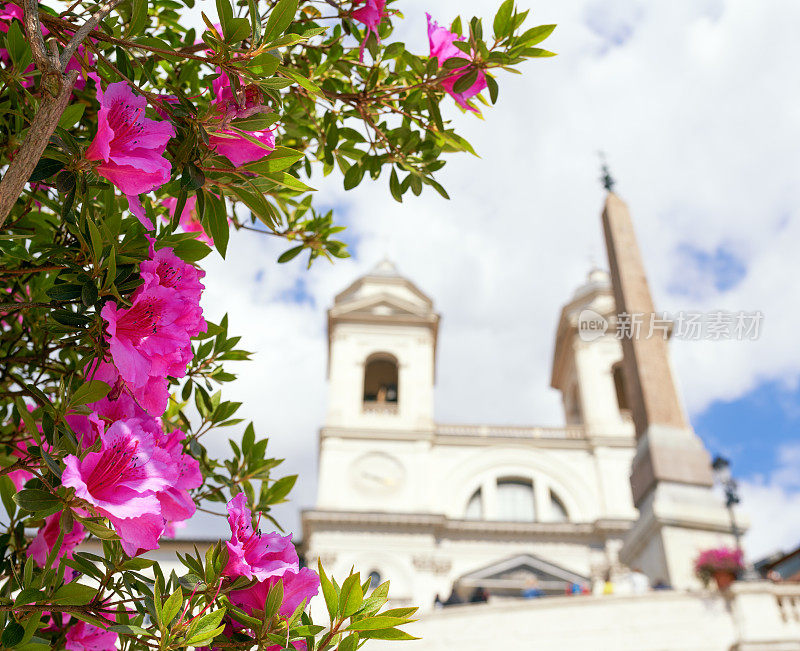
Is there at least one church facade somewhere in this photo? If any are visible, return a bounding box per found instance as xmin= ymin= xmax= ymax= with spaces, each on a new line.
xmin=301 ymin=194 xmax=737 ymax=612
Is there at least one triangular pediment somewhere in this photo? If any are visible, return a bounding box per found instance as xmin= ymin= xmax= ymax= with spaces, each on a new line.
xmin=456 ymin=553 xmax=588 ymax=596
xmin=330 ymin=292 xmax=433 ymax=321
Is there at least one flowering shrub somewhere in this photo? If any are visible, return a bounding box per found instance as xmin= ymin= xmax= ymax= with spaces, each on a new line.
xmin=0 ymin=0 xmax=555 ymax=648
xmin=694 ymin=547 xmax=745 ymax=585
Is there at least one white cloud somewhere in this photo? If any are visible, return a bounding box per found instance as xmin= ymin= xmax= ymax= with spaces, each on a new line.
xmin=742 ymin=444 xmax=800 ymax=559
xmin=180 ymin=0 xmax=800 ymax=554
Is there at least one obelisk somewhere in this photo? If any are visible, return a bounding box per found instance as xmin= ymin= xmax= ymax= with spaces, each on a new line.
xmin=601 ymin=193 xmax=737 ymax=588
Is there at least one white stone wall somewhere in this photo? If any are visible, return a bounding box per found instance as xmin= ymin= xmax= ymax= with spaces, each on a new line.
xmin=362 ymin=584 xmax=800 ymax=651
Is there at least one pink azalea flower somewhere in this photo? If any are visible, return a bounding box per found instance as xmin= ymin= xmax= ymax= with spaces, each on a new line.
xmin=162 ymin=195 xmax=213 ymax=245
xmin=8 ymin=438 xmax=33 ymax=491
xmin=139 ymin=244 xmax=206 ymax=332
xmin=100 ymin=287 xmax=186 ymax=416
xmin=28 ymin=511 xmax=86 ymax=566
xmin=100 ymin=244 xmax=205 ymax=415
xmin=62 ymin=416 xmax=176 ymax=555
xmin=65 ymin=620 xmax=118 ymax=651
xmin=223 ymin=493 xmax=298 ymax=581
xmin=85 ymin=81 xmax=175 ymax=229
xmin=156 ymin=428 xmax=202 ymax=527
xmin=352 ymin=0 xmax=386 ymax=61
xmin=230 ymin=567 xmax=320 ymax=620
xmin=426 ymin=13 xmax=488 ymax=113
xmin=208 ymin=70 xmax=275 ymax=167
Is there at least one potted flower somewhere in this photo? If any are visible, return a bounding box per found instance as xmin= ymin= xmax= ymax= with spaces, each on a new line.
xmin=694 ymin=547 xmax=745 ymax=590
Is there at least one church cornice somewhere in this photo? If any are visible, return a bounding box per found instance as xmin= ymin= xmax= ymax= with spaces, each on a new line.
xmin=301 ymin=509 xmax=633 ymax=541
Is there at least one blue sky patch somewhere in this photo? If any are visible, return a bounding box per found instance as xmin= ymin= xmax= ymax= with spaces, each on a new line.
xmin=694 ymin=379 xmax=800 ymax=481
xmin=670 ymin=243 xmax=747 ymax=296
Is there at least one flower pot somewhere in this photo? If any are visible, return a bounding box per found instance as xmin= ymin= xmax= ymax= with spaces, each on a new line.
xmin=713 ymin=570 xmax=736 ymax=591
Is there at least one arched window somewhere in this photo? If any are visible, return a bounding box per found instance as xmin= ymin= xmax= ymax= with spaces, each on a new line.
xmin=549 ymin=490 xmax=569 ymax=522
xmin=495 ymin=479 xmax=535 ymax=522
xmin=368 ymin=570 xmax=381 ymax=589
xmin=464 ymin=488 xmax=483 ymax=520
xmin=363 ymin=353 xmax=398 ymax=408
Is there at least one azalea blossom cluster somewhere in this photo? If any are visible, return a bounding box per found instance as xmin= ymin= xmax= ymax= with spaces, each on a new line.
xmin=350 ymin=2 xmax=488 ymax=112
xmin=694 ymin=547 xmax=745 ymax=579
xmin=14 ymin=245 xmax=207 ymax=646
xmin=215 ymin=494 xmax=320 ymax=649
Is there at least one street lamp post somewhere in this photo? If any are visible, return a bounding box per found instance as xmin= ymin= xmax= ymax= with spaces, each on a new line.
xmin=712 ymin=456 xmax=759 ymax=581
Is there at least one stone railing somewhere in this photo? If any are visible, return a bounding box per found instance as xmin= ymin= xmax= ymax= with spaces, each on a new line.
xmin=362 ymin=402 xmax=399 ymax=416
xmin=435 ymin=424 xmax=585 ymax=440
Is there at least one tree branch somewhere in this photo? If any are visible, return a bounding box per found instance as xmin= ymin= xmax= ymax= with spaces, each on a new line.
xmin=0 ymin=70 xmax=78 ymax=230
xmin=58 ymin=0 xmax=126 ymax=69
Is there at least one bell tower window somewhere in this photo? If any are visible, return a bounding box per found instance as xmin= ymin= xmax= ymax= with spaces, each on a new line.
xmin=363 ymin=353 xmax=399 ymax=414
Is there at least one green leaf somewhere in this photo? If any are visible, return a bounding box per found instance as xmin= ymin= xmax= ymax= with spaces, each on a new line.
xmin=338 ymin=573 xmax=363 ymax=618
xmin=244 ymin=146 xmax=303 ymax=174
xmin=29 ymin=159 xmax=64 ymax=183
xmin=2 ymin=622 xmax=24 ymax=647
xmin=343 ymin=163 xmax=364 ymax=191
xmin=486 ymin=74 xmax=499 ymax=104
xmin=81 ymin=519 xmax=118 ymax=540
xmin=185 ymin=608 xmax=226 ymax=644
xmin=262 ymin=474 xmax=297 ymax=503
xmin=345 ymin=616 xmax=412 ymax=631
xmin=265 ymin=579 xmax=283 ymax=618
xmin=160 ymin=587 xmax=182 ymax=627
xmin=227 ymin=186 xmax=278 ymax=228
xmin=243 ymin=52 xmax=279 ymax=77
xmin=277 ymin=245 xmax=303 ymax=264
xmin=205 ymin=193 xmax=229 ymax=258
xmin=46 ymin=283 xmax=83 ymax=301
xmin=338 ymin=634 xmax=358 ymax=651
xmin=263 ymin=0 xmax=297 ymax=42
xmin=319 ymin=561 xmax=338 ymax=621
xmin=360 ymin=627 xmax=420 ymax=640
xmin=171 ymin=238 xmax=213 ymax=263
xmin=14 ymin=589 xmax=46 ymax=607
xmin=0 ymin=475 xmax=17 ymax=516
xmin=519 ymin=24 xmax=556 ymax=47
xmin=58 ymin=104 xmax=85 ymax=130
xmin=524 ymin=47 xmax=557 ymax=57
xmin=493 ymin=0 xmax=514 ymax=39
xmin=226 ymin=17 xmax=251 ymax=42
xmin=277 ymin=65 xmax=324 ymax=98
xmin=215 ymin=0 xmax=233 ymax=37
xmin=13 ymin=489 xmax=60 ymax=516
xmin=125 ymin=0 xmax=148 ymax=38
xmin=69 ymin=380 xmax=111 ymax=408
xmin=52 ymin=582 xmax=96 ymax=606
xmin=452 ymin=68 xmax=479 ymax=95
xmin=247 ymin=0 xmax=261 ymax=42
xmin=185 ymin=624 xmax=225 ymax=646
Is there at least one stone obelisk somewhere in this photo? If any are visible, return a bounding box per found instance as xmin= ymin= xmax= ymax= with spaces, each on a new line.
xmin=601 ymin=193 xmax=737 ymax=588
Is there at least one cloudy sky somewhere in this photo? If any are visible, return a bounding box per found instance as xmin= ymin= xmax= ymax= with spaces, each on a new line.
xmin=187 ymin=0 xmax=800 ymax=560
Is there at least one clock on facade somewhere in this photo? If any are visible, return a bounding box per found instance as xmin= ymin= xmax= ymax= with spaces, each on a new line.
xmin=351 ymin=452 xmax=406 ymax=494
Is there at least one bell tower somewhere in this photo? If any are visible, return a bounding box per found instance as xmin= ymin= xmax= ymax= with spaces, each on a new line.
xmin=316 ymin=259 xmax=440 ymax=513
xmin=325 ymin=259 xmax=439 ymax=431
xmin=551 ymin=268 xmax=636 ymax=437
